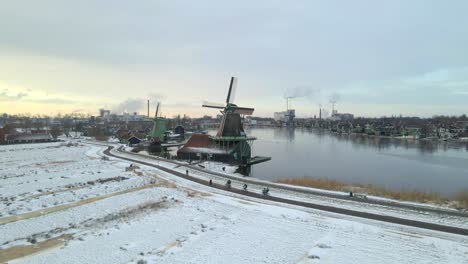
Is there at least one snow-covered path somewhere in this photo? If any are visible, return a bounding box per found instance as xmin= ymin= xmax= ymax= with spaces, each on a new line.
xmin=0 ymin=142 xmax=467 ymax=263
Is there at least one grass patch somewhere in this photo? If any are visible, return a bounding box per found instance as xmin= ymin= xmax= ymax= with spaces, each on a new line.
xmin=455 ymin=189 xmax=468 ymax=209
xmin=277 ymin=178 xmax=348 ymax=191
xmin=276 ymin=177 xmax=453 ymax=206
xmin=0 ymin=234 xmax=73 ymax=262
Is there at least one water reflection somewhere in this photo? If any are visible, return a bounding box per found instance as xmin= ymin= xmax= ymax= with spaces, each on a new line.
xmin=287 ymin=128 xmax=467 ymax=154
xmin=273 ymin=127 xmax=295 ymax=142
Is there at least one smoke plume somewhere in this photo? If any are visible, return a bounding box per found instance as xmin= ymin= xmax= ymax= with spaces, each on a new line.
xmin=112 ymin=98 xmax=145 ymax=114
xmin=328 ymin=93 xmax=340 ymax=104
xmin=283 ymin=87 xmax=320 ymax=99
xmin=112 ymin=93 xmax=165 ymax=115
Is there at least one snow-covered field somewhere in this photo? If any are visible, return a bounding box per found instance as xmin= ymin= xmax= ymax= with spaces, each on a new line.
xmin=0 ymin=142 xmax=467 ymax=263
xmin=112 ymin=147 xmax=468 ymax=229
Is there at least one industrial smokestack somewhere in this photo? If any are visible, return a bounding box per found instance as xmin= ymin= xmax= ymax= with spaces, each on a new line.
xmin=147 ymin=100 xmax=150 ymax=117
xmin=329 ymin=93 xmax=340 ymax=116
xmin=285 ymin=97 xmax=292 ymax=111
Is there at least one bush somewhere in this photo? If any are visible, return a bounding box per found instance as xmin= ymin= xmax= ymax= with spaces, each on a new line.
xmin=95 ymin=135 xmax=109 ymax=141
xmin=131 ymin=145 xmax=145 ymax=153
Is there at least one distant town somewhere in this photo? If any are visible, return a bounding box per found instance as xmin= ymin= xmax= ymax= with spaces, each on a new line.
xmin=1 ymin=107 xmax=467 ymax=145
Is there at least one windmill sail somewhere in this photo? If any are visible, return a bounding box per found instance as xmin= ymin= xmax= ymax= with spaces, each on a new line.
xmin=202 ymin=77 xmax=255 ymax=137
xmin=226 ymin=77 xmax=237 ymax=104
xmin=155 ymin=102 xmax=160 ymax=118
xmin=202 ymin=101 xmax=224 ymax=109
xmin=232 ymin=107 xmax=254 ymax=115
xmin=202 ymin=104 xmax=224 ymax=109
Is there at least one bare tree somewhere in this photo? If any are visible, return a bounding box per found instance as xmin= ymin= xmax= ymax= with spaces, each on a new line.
xmin=50 ymin=126 xmax=62 ymax=139
xmin=2 ymin=123 xmax=15 ymax=134
xmin=63 ymin=116 xmax=73 ymax=137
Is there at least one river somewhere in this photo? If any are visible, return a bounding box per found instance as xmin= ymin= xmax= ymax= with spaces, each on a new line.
xmin=242 ymin=127 xmax=468 ymax=198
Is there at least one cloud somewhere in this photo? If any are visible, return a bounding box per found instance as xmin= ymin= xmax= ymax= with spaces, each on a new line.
xmin=1 ymin=1 xmax=468 ymax=117
xmin=336 ymin=67 xmax=468 ymax=106
xmin=165 ymin=102 xmax=200 ymax=108
xmin=0 ymin=89 xmax=28 ymax=101
xmin=452 ymin=90 xmax=468 ymax=95
xmin=16 ymin=92 xmax=28 ymax=99
xmin=0 ymin=87 xmax=78 ymax=105
xmin=30 ymin=97 xmax=75 ymax=104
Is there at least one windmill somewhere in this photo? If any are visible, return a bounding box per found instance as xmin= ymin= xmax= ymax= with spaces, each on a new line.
xmin=177 ymin=76 xmax=270 ymax=169
xmin=149 ymin=102 xmax=166 ymax=142
xmin=202 ymin=77 xmax=254 ymax=137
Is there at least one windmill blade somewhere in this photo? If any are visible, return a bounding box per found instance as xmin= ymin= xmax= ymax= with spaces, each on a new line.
xmin=202 ymin=100 xmax=224 ymax=109
xmin=155 ymin=102 xmax=160 ymax=118
xmin=226 ymin=76 xmax=237 ymax=104
xmin=202 ymin=104 xmax=225 ymax=109
xmin=232 ymin=106 xmax=254 ymax=115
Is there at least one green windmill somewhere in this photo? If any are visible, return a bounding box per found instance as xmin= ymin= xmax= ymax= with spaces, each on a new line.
xmin=148 ymin=102 xmax=166 ymax=142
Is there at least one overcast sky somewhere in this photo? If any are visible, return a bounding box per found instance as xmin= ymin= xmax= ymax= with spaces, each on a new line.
xmin=1 ymin=0 xmax=467 ymax=118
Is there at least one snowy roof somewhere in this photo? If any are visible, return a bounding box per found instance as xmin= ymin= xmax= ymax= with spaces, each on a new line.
xmin=180 ymin=147 xmax=230 ymax=155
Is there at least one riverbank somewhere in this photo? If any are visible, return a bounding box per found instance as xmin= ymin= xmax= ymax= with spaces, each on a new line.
xmin=276 ymin=177 xmax=468 ymax=209
xmin=246 ymin=125 xmax=468 ymax=143
xmin=321 ymin=129 xmax=468 ymax=143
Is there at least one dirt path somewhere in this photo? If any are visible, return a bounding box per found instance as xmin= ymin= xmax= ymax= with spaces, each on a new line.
xmin=18 ymin=176 xmax=130 ymax=201
xmin=0 ymin=183 xmax=165 ymax=225
xmin=0 ymin=234 xmax=73 ymax=263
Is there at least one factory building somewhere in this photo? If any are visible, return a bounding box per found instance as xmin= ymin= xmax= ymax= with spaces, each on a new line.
xmin=330 ymin=109 xmax=354 ymax=121
xmin=274 ymin=97 xmax=296 ymax=126
xmin=274 ymin=109 xmax=296 ymax=126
